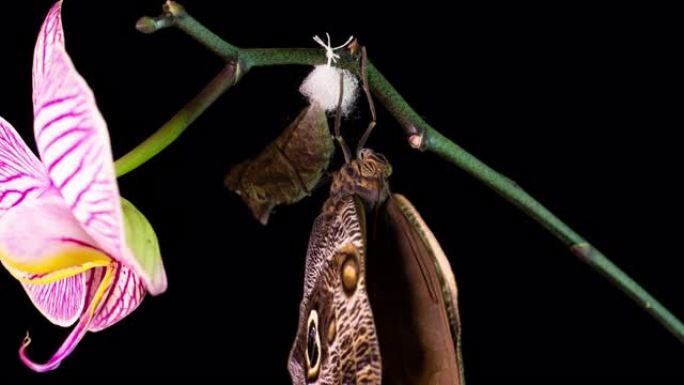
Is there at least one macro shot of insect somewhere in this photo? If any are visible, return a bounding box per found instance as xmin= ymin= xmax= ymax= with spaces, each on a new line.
xmin=287 ymin=147 xmax=464 ymax=384
xmin=282 ymin=58 xmax=464 ymax=383
xmin=1 ymin=1 xmax=682 ymax=383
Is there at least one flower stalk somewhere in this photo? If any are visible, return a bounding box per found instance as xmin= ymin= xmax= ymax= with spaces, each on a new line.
xmin=114 ymin=62 xmax=237 ymax=177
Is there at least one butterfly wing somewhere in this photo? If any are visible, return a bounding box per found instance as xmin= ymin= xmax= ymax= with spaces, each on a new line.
xmin=288 ymin=195 xmax=382 ymax=385
xmin=367 ymin=193 xmax=463 ymax=385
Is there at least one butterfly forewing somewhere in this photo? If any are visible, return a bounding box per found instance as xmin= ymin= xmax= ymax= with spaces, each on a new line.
xmin=288 ymin=195 xmax=382 ymax=385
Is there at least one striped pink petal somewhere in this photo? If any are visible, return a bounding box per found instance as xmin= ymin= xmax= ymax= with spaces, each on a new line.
xmin=89 ymin=264 xmax=146 ymax=332
xmin=20 ymin=308 xmax=91 ymax=372
xmin=31 ymin=1 xmax=64 ymax=103
xmin=14 ymin=263 xmax=147 ymax=372
xmin=32 ymin=0 xmax=122 ymax=265
xmin=22 ymin=274 xmax=86 ymax=327
xmin=20 ymin=264 xmax=117 ymax=372
xmin=0 ymin=187 xmax=109 ymax=278
xmin=31 ymin=1 xmax=163 ymax=294
xmin=0 ymin=186 xmax=112 ymax=338
xmin=0 ymin=117 xmax=49 ymax=216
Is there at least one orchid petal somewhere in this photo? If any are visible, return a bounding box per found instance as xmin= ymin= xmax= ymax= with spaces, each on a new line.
xmin=88 ymin=197 xmax=162 ymax=329
xmin=17 ymin=264 xmax=146 ymax=371
xmin=32 ymin=1 xmax=123 ymax=261
xmin=89 ymin=263 xmax=146 ymax=331
xmin=0 ymin=117 xmax=49 ymax=216
xmin=20 ymin=264 xmax=116 ymax=372
xmin=31 ymin=1 xmax=64 ymax=101
xmin=31 ymin=1 xmax=161 ymax=293
xmin=22 ymin=274 xmax=86 ymax=327
xmin=120 ymin=197 xmax=167 ymax=294
xmin=0 ymin=188 xmax=110 ymax=284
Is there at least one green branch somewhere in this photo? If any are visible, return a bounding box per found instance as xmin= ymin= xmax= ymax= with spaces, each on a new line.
xmin=425 ymin=129 xmax=684 ymax=341
xmin=123 ymin=1 xmax=684 ymax=343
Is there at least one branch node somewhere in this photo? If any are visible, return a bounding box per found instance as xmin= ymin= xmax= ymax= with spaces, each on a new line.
xmin=136 ymin=14 xmax=175 ymax=34
xmin=570 ymin=242 xmax=594 ymax=262
xmin=136 ymin=17 xmax=158 ymax=34
xmin=409 ymin=133 xmax=424 ymax=150
xmin=163 ymin=1 xmax=186 ymax=18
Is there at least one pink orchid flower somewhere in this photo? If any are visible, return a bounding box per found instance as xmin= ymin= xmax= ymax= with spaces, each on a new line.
xmin=0 ymin=1 xmax=167 ymax=372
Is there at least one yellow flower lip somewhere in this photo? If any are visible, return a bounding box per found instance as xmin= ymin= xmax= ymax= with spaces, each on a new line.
xmin=0 ymin=246 xmax=111 ymax=285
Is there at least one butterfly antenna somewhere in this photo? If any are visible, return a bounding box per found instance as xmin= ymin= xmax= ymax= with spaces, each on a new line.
xmin=334 ymin=72 xmax=352 ymax=163
xmin=356 ymin=46 xmax=377 ymax=156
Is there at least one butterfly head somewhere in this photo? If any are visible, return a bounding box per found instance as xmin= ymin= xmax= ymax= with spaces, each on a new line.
xmin=330 ymin=148 xmax=392 ymax=206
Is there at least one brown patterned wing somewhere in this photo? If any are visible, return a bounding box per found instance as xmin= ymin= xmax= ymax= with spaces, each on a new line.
xmin=367 ymin=193 xmax=463 ymax=385
xmin=288 ymin=196 xmax=382 ymax=385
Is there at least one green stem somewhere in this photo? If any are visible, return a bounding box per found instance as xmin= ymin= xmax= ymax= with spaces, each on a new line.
xmin=242 ymin=48 xmax=324 ymax=68
xmin=162 ymin=1 xmax=239 ymax=60
xmin=369 ymin=59 xmax=684 ymax=342
xmin=114 ymin=63 xmax=236 ymax=177
xmin=131 ymin=2 xmax=684 ymax=343
xmin=426 ymin=129 xmax=684 ymax=341
xmin=163 ymin=4 xmax=340 ymax=69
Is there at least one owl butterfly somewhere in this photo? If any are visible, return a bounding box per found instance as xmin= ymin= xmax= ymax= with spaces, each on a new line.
xmin=288 ymin=149 xmax=464 ymax=384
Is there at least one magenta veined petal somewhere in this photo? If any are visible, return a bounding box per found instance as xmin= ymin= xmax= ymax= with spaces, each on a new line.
xmin=23 ymin=274 xmax=87 ymax=327
xmin=0 ymin=187 xmax=111 ymax=278
xmin=32 ymin=0 xmax=123 ymax=270
xmin=31 ymin=0 xmax=64 ymax=102
xmin=0 ymin=117 xmax=50 ymax=216
xmin=20 ymin=265 xmax=117 ymax=372
xmin=89 ymin=264 xmax=146 ymax=332
xmin=0 ymin=187 xmax=112 ymax=326
xmin=19 ymin=263 xmax=147 ymax=371
xmin=30 ymin=1 xmax=164 ymax=294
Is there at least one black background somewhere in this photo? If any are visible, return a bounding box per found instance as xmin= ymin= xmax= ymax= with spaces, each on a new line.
xmin=1 ymin=1 xmax=682 ymax=384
